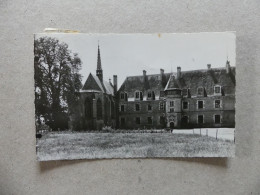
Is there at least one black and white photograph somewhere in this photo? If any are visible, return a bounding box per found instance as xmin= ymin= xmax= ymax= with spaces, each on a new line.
xmin=34 ymin=32 xmax=236 ymax=161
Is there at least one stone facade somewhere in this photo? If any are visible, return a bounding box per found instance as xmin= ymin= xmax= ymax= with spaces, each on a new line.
xmin=117 ymin=61 xmax=235 ymax=129
xmin=71 ymin=45 xmax=235 ymax=130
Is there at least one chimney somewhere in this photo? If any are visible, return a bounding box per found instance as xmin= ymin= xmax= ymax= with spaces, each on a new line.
xmin=177 ymin=66 xmax=181 ymax=79
xmin=207 ymin=64 xmax=211 ymax=69
xmin=113 ymin=75 xmax=117 ymax=93
xmin=226 ymin=60 xmax=231 ymax=74
xmin=160 ymin=68 xmax=164 ymax=75
xmin=143 ymin=70 xmax=147 ymax=76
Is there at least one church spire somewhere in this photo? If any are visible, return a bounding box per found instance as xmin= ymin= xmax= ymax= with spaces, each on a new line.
xmin=96 ymin=42 xmax=103 ymax=82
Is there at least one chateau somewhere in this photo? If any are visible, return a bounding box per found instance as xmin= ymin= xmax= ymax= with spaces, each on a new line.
xmin=71 ymin=45 xmax=236 ymax=130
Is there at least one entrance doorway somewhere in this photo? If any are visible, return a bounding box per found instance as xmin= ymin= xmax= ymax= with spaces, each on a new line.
xmin=170 ymin=122 xmax=174 ymax=129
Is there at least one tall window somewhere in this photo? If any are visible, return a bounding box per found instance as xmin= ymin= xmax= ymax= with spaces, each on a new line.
xmin=159 ymin=102 xmax=165 ymax=110
xmin=215 ymin=100 xmax=221 ymax=108
xmin=214 ymin=86 xmax=221 ymax=95
xmin=215 ymin=115 xmax=221 ymax=124
xmin=170 ymin=108 xmax=174 ymax=113
xmin=147 ymin=117 xmax=153 ymax=124
xmin=120 ymin=92 xmax=125 ymax=100
xmin=136 ymin=117 xmax=141 ymax=124
xmin=85 ymin=97 xmax=93 ymax=119
xmin=183 ymin=101 xmax=188 ymax=109
xmin=120 ymin=104 xmax=125 ymax=112
xmin=135 ymin=104 xmax=140 ymax=111
xmin=147 ymin=104 xmax=152 ymax=111
xmin=170 ymin=101 xmax=174 ymax=107
xmin=198 ymin=115 xmax=204 ymax=124
xmin=198 ymin=100 xmax=204 ymax=109
xmin=97 ymin=98 xmax=102 ymax=120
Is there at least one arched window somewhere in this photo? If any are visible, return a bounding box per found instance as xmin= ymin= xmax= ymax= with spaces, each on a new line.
xmin=85 ymin=97 xmax=93 ymax=119
xmin=97 ymin=98 xmax=102 ymax=120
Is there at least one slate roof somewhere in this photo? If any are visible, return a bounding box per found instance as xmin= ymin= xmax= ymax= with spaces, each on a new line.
xmin=82 ymin=73 xmax=114 ymax=95
xmin=118 ymin=73 xmax=171 ymax=99
xmin=119 ymin=66 xmax=236 ymax=98
xmin=164 ymin=67 xmax=235 ymax=96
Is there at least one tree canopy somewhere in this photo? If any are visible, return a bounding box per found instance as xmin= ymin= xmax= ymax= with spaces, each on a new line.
xmin=34 ymin=36 xmax=82 ymax=130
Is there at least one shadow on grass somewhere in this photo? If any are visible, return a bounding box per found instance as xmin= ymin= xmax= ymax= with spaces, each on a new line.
xmin=38 ymin=157 xmax=229 ymax=173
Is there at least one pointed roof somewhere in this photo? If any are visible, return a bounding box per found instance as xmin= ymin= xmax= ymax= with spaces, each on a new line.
xmin=81 ymin=73 xmax=114 ymax=95
xmin=82 ymin=73 xmax=104 ymax=92
xmin=97 ymin=44 xmax=102 ymax=70
xmin=164 ymin=75 xmax=180 ymax=90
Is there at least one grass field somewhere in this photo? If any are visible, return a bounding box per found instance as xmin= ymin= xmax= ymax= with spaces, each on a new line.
xmin=37 ymin=132 xmax=235 ymax=161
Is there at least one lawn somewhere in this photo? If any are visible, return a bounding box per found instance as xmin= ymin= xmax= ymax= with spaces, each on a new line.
xmin=37 ymin=132 xmax=235 ymax=161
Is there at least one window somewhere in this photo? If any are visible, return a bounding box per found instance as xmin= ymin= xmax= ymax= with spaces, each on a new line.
xmin=85 ymin=97 xmax=93 ymax=119
xmin=135 ymin=104 xmax=140 ymax=111
xmin=214 ymin=86 xmax=221 ymax=94
xmin=147 ymin=91 xmax=155 ymax=100
xmin=183 ymin=101 xmax=188 ymax=109
xmin=147 ymin=91 xmax=152 ymax=98
xmin=147 ymin=117 xmax=153 ymax=124
xmin=159 ymin=102 xmax=165 ymax=110
xmin=136 ymin=117 xmax=141 ymax=124
xmin=198 ymin=100 xmax=204 ymax=109
xmin=135 ymin=91 xmax=139 ymax=99
xmin=147 ymin=104 xmax=152 ymax=111
xmin=170 ymin=108 xmax=174 ymax=113
xmin=97 ymin=98 xmax=102 ymax=120
xmin=197 ymin=87 xmax=204 ymax=96
xmin=215 ymin=115 xmax=221 ymax=124
xmin=215 ymin=100 xmax=221 ymax=108
xmin=198 ymin=115 xmax=204 ymax=124
xmin=170 ymin=101 xmax=174 ymax=107
xmin=120 ymin=92 xmax=125 ymax=100
xmin=135 ymin=91 xmax=143 ymax=100
xmin=120 ymin=104 xmax=125 ymax=112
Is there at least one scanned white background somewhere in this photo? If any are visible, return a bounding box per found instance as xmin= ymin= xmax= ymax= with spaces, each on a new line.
xmin=0 ymin=0 xmax=259 ymax=194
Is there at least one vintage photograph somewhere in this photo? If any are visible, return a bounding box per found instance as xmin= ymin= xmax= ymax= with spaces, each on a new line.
xmin=35 ymin=33 xmax=236 ymax=161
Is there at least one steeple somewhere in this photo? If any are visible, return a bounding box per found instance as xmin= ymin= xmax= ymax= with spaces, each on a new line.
xmin=96 ymin=42 xmax=103 ymax=82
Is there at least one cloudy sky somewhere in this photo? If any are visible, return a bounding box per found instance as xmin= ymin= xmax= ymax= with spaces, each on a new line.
xmin=35 ymin=32 xmax=236 ymax=87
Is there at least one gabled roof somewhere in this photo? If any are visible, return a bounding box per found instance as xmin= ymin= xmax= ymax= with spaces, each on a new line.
xmin=82 ymin=73 xmax=114 ymax=95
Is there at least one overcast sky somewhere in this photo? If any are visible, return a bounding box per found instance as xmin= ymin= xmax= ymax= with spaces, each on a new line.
xmin=35 ymin=32 xmax=236 ymax=87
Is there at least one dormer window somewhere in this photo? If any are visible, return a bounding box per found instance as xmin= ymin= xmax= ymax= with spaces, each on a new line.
xmin=147 ymin=91 xmax=152 ymax=98
xmin=214 ymin=85 xmax=221 ymax=95
xmin=197 ymin=87 xmax=204 ymax=96
xmin=147 ymin=91 xmax=155 ymax=100
xmin=120 ymin=92 xmax=128 ymax=101
xmin=135 ymin=91 xmax=143 ymax=101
